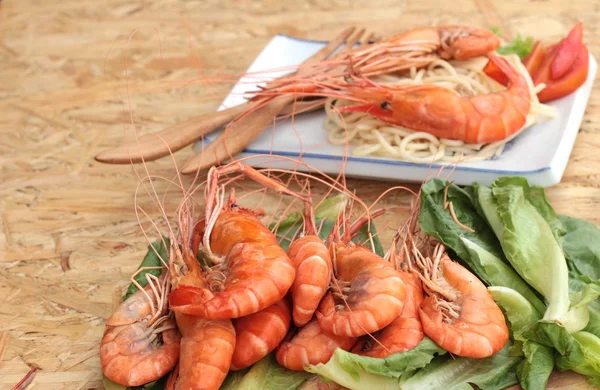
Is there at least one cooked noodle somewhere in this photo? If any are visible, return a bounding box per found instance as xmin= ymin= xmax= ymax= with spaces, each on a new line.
xmin=324 ymin=55 xmax=557 ymax=163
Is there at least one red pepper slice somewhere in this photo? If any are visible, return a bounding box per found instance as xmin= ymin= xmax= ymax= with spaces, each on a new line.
xmin=537 ymin=44 xmax=589 ymax=103
xmin=522 ymin=41 xmax=546 ymax=77
xmin=551 ymin=22 xmax=584 ymax=80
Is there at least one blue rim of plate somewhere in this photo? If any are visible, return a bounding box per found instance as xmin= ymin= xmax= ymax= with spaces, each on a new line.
xmin=216 ymin=33 xmax=593 ymax=176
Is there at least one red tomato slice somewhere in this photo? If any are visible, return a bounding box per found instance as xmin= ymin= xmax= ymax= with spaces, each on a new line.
xmin=533 ymin=44 xmax=558 ymax=86
xmin=551 ymin=22 xmax=584 ymax=80
xmin=522 ymin=41 xmax=546 ymax=78
xmin=538 ymin=44 xmax=589 ymax=103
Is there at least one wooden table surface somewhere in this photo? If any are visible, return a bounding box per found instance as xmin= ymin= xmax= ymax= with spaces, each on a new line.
xmin=1 ymin=0 xmax=599 ymax=388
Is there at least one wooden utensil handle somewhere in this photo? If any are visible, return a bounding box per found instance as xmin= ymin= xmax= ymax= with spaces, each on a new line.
xmin=181 ymin=96 xmax=294 ymax=174
xmin=94 ymin=103 xmax=249 ymax=164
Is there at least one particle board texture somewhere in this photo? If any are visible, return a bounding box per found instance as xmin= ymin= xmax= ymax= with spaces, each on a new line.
xmin=0 ymin=0 xmax=599 ymax=389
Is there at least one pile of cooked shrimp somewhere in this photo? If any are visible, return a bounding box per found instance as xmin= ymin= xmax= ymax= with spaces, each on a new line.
xmin=99 ymin=161 xmax=509 ymax=389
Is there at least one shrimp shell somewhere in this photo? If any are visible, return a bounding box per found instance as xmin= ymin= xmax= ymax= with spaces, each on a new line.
xmin=100 ymin=287 xmax=180 ymax=386
xmin=287 ymin=235 xmax=333 ymax=327
xmin=316 ymin=243 xmax=406 ymax=337
xmin=169 ymin=208 xmax=296 ymax=320
xmin=231 ymin=298 xmax=292 ymax=370
xmin=276 ymin=319 xmax=357 ymax=371
xmin=352 ymin=272 xmax=424 ymax=357
xmin=419 ymin=255 xmax=509 ymax=358
xmin=173 ymin=312 xmax=236 ymax=390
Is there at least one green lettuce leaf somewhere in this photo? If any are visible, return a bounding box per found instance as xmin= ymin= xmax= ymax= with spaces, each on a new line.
xmin=489 ymin=286 xmax=540 ymax=334
xmin=309 ymin=338 xmax=444 ymax=381
xmin=123 ymin=237 xmax=170 ymax=301
xmin=234 ymin=354 xmax=311 ymax=390
xmin=142 ymin=375 xmax=169 ymax=389
xmin=270 ymin=194 xmax=350 ymax=252
xmin=269 ymin=193 xmax=384 ymax=257
xmin=221 ymin=368 xmax=251 ymax=390
xmin=399 ymin=344 xmax=522 ymax=390
xmin=102 ymin=375 xmax=127 ymax=390
xmin=559 ymin=215 xmax=600 ymax=280
xmin=419 ymin=179 xmax=545 ymax=314
xmin=524 ymin=321 xmax=584 ymax=363
xmin=307 ymin=338 xmax=444 ymax=389
xmin=562 ymin=281 xmax=600 ymax=334
xmin=570 ymin=275 xmax=600 ymax=339
xmin=308 ymin=351 xmax=399 ymax=390
xmin=556 ymin=331 xmax=600 ymax=386
xmin=516 ymin=341 xmax=555 ymax=390
xmin=560 ymin=215 xmax=600 ymax=339
xmin=478 ymin=179 xmax=570 ymax=322
xmin=309 ymin=340 xmax=521 ymax=390
xmin=489 ymin=286 xmax=554 ymax=390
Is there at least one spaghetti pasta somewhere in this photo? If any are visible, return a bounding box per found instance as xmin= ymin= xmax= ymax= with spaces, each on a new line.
xmin=324 ymin=54 xmax=557 ymax=163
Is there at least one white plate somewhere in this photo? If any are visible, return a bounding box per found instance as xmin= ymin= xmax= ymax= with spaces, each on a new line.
xmin=194 ymin=34 xmax=597 ymax=187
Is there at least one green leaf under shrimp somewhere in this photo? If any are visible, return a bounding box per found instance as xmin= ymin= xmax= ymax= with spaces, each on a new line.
xmin=122 ymin=237 xmax=170 ymax=301
xmin=221 ymin=368 xmax=251 ymax=390
xmin=308 ymin=340 xmax=521 ymax=390
xmin=102 ymin=375 xmax=127 ymax=390
xmin=269 ymin=193 xmax=384 ymax=257
xmin=141 ymin=375 xmax=170 ymax=389
xmin=307 ymin=337 xmax=445 ymax=383
xmin=269 ymin=194 xmax=349 ymax=252
xmin=232 ymin=354 xmax=311 ymax=390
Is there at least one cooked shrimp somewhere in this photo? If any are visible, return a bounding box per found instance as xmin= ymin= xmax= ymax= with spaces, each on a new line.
xmin=352 ymin=272 xmax=424 ymax=357
xmin=231 ymin=298 xmax=292 ymax=370
xmin=275 ymin=318 xmax=357 ymax=371
xmin=168 ymin=216 xmax=236 ymax=390
xmin=287 ymin=203 xmax=333 ymax=327
xmin=169 ymin=162 xmax=302 ymax=320
xmin=352 ymin=214 xmax=425 ymax=357
xmin=288 ymin=235 xmax=331 ymax=327
xmin=254 ymin=55 xmax=530 ymax=144
xmin=346 ymin=25 xmax=501 ymax=75
xmin=412 ymin=241 xmax=509 ymax=358
xmin=336 ymin=55 xmax=531 ymax=144
xmin=316 ymin=216 xmax=406 ymax=338
xmin=316 ymin=212 xmax=406 ymax=338
xmin=173 ymin=311 xmax=236 ymax=390
xmin=100 ymin=274 xmax=180 ymax=387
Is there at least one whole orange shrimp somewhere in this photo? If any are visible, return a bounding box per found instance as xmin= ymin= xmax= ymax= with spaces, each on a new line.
xmin=346 ymin=25 xmax=501 ymax=75
xmin=168 ymin=215 xmax=236 ymax=390
xmin=100 ymin=273 xmax=181 ymax=386
xmin=352 ymin=272 xmax=424 ymax=358
xmin=230 ymin=297 xmax=292 ymax=370
xmin=169 ymin=162 xmax=305 ymax=320
xmin=316 ymin=213 xmax=406 ymax=338
xmin=255 ymin=55 xmax=530 ymax=144
xmin=352 ymin=215 xmax=425 ymax=357
xmin=275 ymin=318 xmax=357 ymax=371
xmin=286 ymin=203 xmax=334 ymax=327
xmin=338 ymin=55 xmax=530 ymax=144
xmin=411 ymin=239 xmax=509 ymax=358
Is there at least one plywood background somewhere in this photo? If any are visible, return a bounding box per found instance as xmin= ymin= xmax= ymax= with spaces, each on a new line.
xmin=0 ymin=0 xmax=598 ymax=388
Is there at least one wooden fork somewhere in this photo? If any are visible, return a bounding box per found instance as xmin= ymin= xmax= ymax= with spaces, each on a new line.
xmin=94 ymin=27 xmax=356 ymax=165
xmin=180 ymin=28 xmax=376 ymax=174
